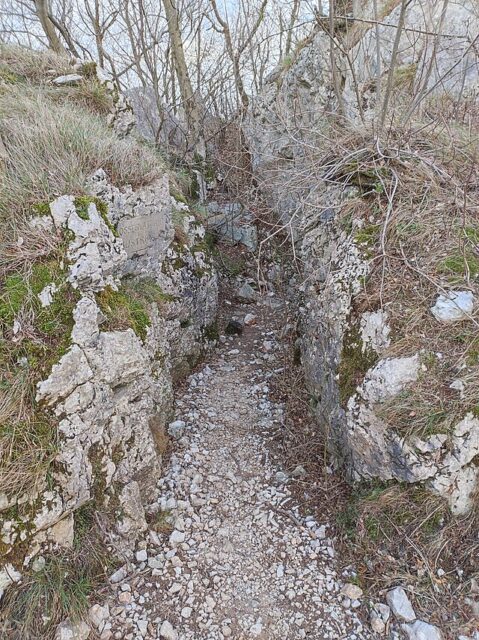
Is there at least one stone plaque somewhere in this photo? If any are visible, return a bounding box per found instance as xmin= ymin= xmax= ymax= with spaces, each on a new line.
xmin=118 ymin=210 xmax=166 ymax=258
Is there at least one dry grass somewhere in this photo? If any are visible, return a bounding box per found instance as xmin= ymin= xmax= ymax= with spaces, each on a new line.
xmin=0 ymin=84 xmax=161 ymax=222
xmin=0 ymin=44 xmax=71 ymax=83
xmin=0 ymin=502 xmax=116 ymax=640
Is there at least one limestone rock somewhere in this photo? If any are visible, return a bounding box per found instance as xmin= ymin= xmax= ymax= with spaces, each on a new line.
xmin=386 ymin=587 xmax=416 ymax=622
xmin=168 ymin=420 xmax=186 ymax=439
xmin=237 ymin=283 xmax=258 ymax=303
xmin=431 ymin=291 xmax=475 ymax=323
xmin=159 ymin=620 xmax=178 ymax=640
xmin=89 ymin=603 xmax=110 ymax=629
xmin=340 ymin=583 xmax=363 ymax=600
xmin=401 ymin=620 xmax=442 ymax=640
xmin=52 ymin=74 xmax=83 ymax=86
xmin=0 ymin=564 xmax=21 ymax=601
xmin=361 ymin=355 xmax=420 ymax=404
xmin=55 ymin=619 xmax=91 ymax=640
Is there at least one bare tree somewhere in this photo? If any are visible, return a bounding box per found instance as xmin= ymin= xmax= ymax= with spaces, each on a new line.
xmin=208 ymin=0 xmax=269 ymax=110
xmin=162 ymin=0 xmax=205 ymax=155
xmin=33 ymin=0 xmax=67 ymax=53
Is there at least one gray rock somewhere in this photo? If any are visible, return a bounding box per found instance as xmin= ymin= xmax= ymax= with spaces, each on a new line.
xmin=386 ymin=587 xmax=416 ymax=622
xmin=340 ymin=583 xmax=363 ymax=600
xmin=159 ymin=620 xmax=178 ymax=640
xmin=52 ymin=74 xmax=83 ymax=86
xmin=55 ymin=619 xmax=91 ymax=640
xmin=401 ymin=620 xmax=442 ymax=640
xmin=291 ymin=465 xmax=307 ymax=478
xmin=109 ymin=566 xmax=128 ymax=584
xmin=431 ymin=291 xmax=475 ymax=323
xmin=89 ymin=604 xmax=109 ymax=629
xmin=168 ymin=420 xmax=186 ymax=439
xmin=169 ymin=530 xmax=186 ymax=546
xmin=135 ymin=549 xmax=148 ymax=563
xmin=236 ymin=283 xmax=258 ymax=303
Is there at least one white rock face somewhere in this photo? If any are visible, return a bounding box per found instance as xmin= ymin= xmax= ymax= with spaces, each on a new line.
xmin=431 ymin=291 xmax=475 ymax=323
xmin=386 ymin=587 xmax=416 ymax=622
xmin=361 ymin=355 xmax=420 ymax=404
xmin=49 ymin=195 xmax=126 ymax=293
xmin=360 ymin=310 xmax=391 ymax=353
xmin=2 ymin=167 xmax=218 ymax=575
xmin=0 ymin=564 xmax=21 ymax=601
xmin=402 ymin=620 xmax=443 ymax=640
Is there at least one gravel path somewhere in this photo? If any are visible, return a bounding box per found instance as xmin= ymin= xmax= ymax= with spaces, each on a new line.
xmin=106 ymin=297 xmax=371 ymax=640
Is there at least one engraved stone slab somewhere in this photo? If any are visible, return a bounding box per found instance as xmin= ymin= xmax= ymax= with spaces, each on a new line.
xmin=118 ymin=209 xmax=166 ymax=258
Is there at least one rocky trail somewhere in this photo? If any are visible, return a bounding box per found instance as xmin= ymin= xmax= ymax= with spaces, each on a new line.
xmin=100 ymin=294 xmax=371 ymax=640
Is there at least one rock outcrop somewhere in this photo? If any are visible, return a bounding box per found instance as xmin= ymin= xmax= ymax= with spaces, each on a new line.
xmin=245 ymin=1 xmax=479 ymax=515
xmin=0 ymin=62 xmax=218 ymax=591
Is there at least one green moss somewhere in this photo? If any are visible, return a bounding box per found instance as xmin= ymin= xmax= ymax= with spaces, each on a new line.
xmin=338 ymin=324 xmax=378 ymax=407
xmin=354 ymin=224 xmax=381 ymax=247
xmin=0 ymin=259 xmax=75 ymax=344
xmin=204 ymin=322 xmax=219 ymax=341
xmin=132 ymin=277 xmax=176 ymax=304
xmin=0 ymin=273 xmax=29 ymax=326
xmin=465 ymin=226 xmax=479 ymax=243
xmin=31 ymin=201 xmax=52 ymax=217
xmin=440 ymin=251 xmax=479 ymax=279
xmin=74 ymin=196 xmax=118 ymax=237
xmin=336 ymin=480 xmax=392 ymax=541
xmin=96 ymin=285 xmax=151 ymax=342
xmin=170 ymin=188 xmax=188 ymax=205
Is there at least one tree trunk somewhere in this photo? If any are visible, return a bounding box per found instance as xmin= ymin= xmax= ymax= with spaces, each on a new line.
xmin=34 ymin=0 xmax=67 ymax=54
xmin=162 ymin=0 xmax=204 ymax=157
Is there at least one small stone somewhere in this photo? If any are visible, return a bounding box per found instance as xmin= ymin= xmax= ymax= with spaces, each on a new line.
xmin=401 ymin=620 xmax=442 ymax=640
xmin=159 ymin=620 xmax=178 ymax=640
xmin=109 ymin=567 xmax=127 ymax=584
xmin=55 ymin=619 xmax=91 ymax=640
xmin=89 ymin=603 xmax=109 ymax=629
xmin=136 ymin=619 xmax=148 ymax=637
xmin=135 ymin=549 xmax=148 ymax=563
xmin=52 ymin=74 xmax=83 ymax=86
xmin=244 ymin=313 xmax=257 ymax=326
xmin=431 ymin=291 xmax=475 ymax=324
xmin=169 ymin=530 xmax=186 ymax=546
xmin=236 ymin=283 xmax=258 ymax=303
xmin=250 ymin=621 xmax=263 ymax=636
xmin=168 ymin=420 xmax=186 ymax=439
xmin=386 ymin=586 xmax=416 ymax=622
xmin=32 ymin=556 xmax=46 ymax=572
xmin=370 ymin=611 xmax=385 ymax=634
xmin=118 ymin=591 xmax=132 ymax=604
xmin=275 ymin=471 xmax=289 ymax=484
xmin=291 ymin=465 xmax=307 ymax=478
xmin=181 ymin=606 xmax=192 ymax=618
xmin=225 ymin=319 xmax=243 ymax=335
xmin=340 ymin=583 xmax=363 ymax=600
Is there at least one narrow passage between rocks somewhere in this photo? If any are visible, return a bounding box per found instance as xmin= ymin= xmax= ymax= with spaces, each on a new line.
xmin=107 ymin=295 xmax=370 ymax=640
